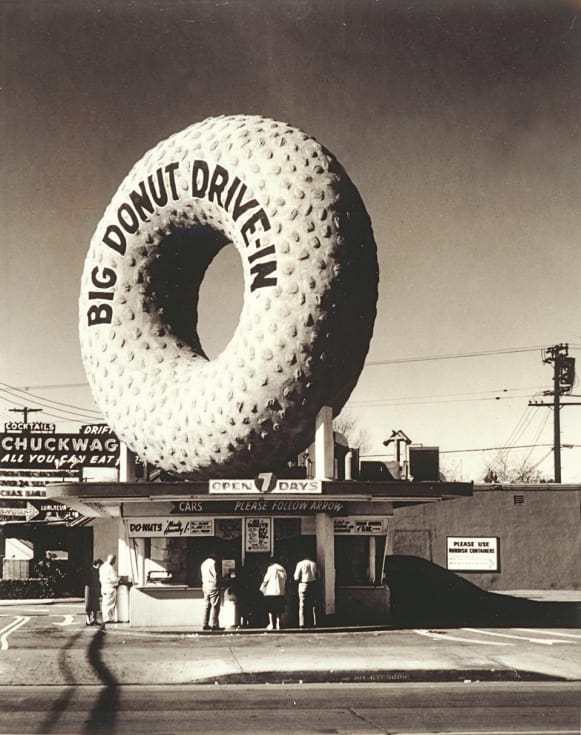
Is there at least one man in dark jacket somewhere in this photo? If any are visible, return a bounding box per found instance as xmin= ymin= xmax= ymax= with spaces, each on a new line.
xmin=84 ymin=559 xmax=102 ymax=626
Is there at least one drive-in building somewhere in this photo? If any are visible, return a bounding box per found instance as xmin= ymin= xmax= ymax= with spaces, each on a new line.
xmin=52 ymin=428 xmax=472 ymax=627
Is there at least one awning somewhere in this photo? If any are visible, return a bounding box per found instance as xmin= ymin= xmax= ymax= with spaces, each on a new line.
xmin=48 ymin=479 xmax=473 ymax=518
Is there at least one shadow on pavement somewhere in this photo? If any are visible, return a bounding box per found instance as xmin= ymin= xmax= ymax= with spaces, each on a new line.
xmin=386 ymin=555 xmax=581 ymax=628
xmin=36 ymin=630 xmax=84 ymax=734
xmin=83 ymin=627 xmax=120 ymax=733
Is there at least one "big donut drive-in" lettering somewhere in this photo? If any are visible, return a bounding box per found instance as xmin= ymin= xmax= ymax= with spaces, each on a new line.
xmin=87 ymin=159 xmax=276 ymax=326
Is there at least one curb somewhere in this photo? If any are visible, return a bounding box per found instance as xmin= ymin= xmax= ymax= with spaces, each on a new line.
xmin=186 ymin=669 xmax=568 ymax=685
xmin=0 ymin=598 xmax=83 ymax=606
xmin=105 ymin=623 xmax=395 ymax=636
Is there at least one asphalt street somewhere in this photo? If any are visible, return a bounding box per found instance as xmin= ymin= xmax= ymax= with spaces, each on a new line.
xmin=0 ymin=682 xmax=580 ymax=734
xmin=0 ymin=602 xmax=579 ymax=733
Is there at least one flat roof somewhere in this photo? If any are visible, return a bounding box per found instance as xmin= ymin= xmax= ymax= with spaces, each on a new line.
xmin=50 ymin=479 xmax=472 ymax=502
xmin=473 ymin=483 xmax=581 ymax=492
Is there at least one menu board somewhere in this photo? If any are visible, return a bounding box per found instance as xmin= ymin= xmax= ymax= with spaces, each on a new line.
xmin=126 ymin=517 xmax=214 ymax=537
xmin=245 ymin=517 xmax=272 ymax=553
xmin=334 ymin=517 xmax=388 ymax=535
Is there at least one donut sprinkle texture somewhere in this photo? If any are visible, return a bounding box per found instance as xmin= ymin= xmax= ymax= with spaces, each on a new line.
xmin=79 ymin=115 xmax=378 ymax=476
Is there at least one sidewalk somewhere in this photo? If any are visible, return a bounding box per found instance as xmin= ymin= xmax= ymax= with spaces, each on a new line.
xmin=0 ymin=597 xmax=579 ymax=686
xmin=497 ymin=590 xmax=581 ymax=602
xmin=0 ymin=597 xmax=83 ymax=606
xmin=3 ymin=623 xmax=579 ymax=687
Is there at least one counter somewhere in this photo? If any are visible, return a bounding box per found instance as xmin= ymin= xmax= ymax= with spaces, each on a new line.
xmin=130 ymin=585 xmax=238 ymax=627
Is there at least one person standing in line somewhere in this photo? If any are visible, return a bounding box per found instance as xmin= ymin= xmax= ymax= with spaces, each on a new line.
xmin=84 ymin=558 xmax=102 ymax=626
xmin=294 ymin=555 xmax=318 ymax=628
xmin=99 ymin=554 xmax=119 ymax=624
xmin=201 ymin=552 xmax=221 ymax=630
xmin=260 ymin=557 xmax=287 ymax=630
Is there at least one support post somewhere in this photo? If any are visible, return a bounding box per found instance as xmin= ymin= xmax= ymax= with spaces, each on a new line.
xmin=119 ymin=442 xmax=137 ymax=482
xmin=132 ymin=538 xmax=146 ymax=586
xmin=315 ymin=513 xmax=335 ymax=616
xmin=117 ymin=519 xmax=131 ymax=579
xmin=115 ymin=519 xmax=132 ymax=623
xmin=315 ymin=405 xmax=334 ymax=480
xmin=345 ymin=450 xmax=353 ymax=480
xmin=368 ymin=536 xmax=376 ymax=584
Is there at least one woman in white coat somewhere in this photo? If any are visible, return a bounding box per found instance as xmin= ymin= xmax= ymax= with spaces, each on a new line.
xmin=260 ymin=557 xmax=287 ymax=630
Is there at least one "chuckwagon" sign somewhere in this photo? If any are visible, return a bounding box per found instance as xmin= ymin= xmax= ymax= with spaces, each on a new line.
xmin=0 ymin=433 xmax=120 ymax=469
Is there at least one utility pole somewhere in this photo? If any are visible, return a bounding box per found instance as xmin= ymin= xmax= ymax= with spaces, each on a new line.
xmin=529 ymin=343 xmax=578 ymax=483
xmin=8 ymin=406 xmax=43 ymax=425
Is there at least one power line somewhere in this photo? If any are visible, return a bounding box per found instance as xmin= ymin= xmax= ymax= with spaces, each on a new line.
xmin=362 ymin=443 xmax=578 ymax=457
xmin=0 ymin=384 xmax=101 ymax=418
xmin=522 ymin=410 xmax=551 ymax=467
xmin=507 ymin=406 xmax=540 ymax=456
xmin=527 ymin=447 xmax=554 ymax=473
xmin=503 ymin=404 xmax=533 ymax=451
xmin=0 ymin=389 xmax=100 ymax=421
xmin=0 ymin=393 xmax=96 ymax=425
xmin=13 ymin=382 xmax=89 ymax=391
xmin=12 ymin=380 xmax=538 ymax=412
xmin=349 ymin=394 xmax=533 ymax=409
xmin=350 ymin=385 xmax=544 ymax=407
xmin=365 ymin=345 xmax=545 ymax=367
xmin=441 ymin=443 xmax=575 ymax=455
xmin=3 ymin=344 xmax=562 ymax=394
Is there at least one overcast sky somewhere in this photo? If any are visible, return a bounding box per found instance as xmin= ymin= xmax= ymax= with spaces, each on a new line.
xmin=1 ymin=0 xmax=581 ymax=480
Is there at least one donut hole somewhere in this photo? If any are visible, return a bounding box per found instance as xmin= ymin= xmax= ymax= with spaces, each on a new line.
xmin=143 ymin=224 xmax=231 ymax=358
xmin=197 ymin=245 xmax=244 ymax=359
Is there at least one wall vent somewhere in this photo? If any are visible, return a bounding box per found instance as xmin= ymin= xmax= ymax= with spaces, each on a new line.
xmin=513 ymin=495 xmax=525 ymax=505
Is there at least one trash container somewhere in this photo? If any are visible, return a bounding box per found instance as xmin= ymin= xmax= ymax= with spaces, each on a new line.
xmin=116 ymin=577 xmax=131 ymax=623
xmin=223 ymin=577 xmax=241 ymax=628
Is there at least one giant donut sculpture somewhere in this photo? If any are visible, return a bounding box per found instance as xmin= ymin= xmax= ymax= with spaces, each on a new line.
xmin=80 ymin=115 xmax=378 ymax=477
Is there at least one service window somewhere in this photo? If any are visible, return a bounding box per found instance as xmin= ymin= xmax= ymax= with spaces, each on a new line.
xmin=215 ymin=518 xmax=243 ymax=572
xmin=335 ymin=536 xmax=369 ymax=585
xmin=374 ymin=535 xmax=387 ymax=583
xmin=335 ymin=535 xmax=386 ymax=586
xmin=161 ymin=519 xmax=243 ymax=586
xmin=273 ymin=517 xmax=315 ymax=572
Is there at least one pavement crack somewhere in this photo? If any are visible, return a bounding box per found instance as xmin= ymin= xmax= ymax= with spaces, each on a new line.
xmin=227 ymin=646 xmax=244 ymax=674
xmin=348 ymin=707 xmax=385 ymax=734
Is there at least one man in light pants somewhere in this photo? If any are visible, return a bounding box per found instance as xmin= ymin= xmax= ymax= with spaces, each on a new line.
xmin=201 ymin=552 xmax=221 ymax=630
xmin=99 ymin=554 xmax=119 ymax=624
xmin=294 ymin=555 xmax=318 ymax=628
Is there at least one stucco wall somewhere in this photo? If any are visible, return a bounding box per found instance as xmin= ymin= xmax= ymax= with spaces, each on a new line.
xmin=92 ymin=518 xmax=119 ymax=564
xmin=389 ymin=486 xmax=581 ymax=590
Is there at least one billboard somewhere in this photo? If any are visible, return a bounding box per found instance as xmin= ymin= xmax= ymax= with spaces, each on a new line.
xmin=0 ymin=433 xmax=119 ymax=469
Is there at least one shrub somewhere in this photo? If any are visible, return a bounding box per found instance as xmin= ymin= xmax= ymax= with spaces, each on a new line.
xmin=0 ymin=578 xmax=58 ymax=599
